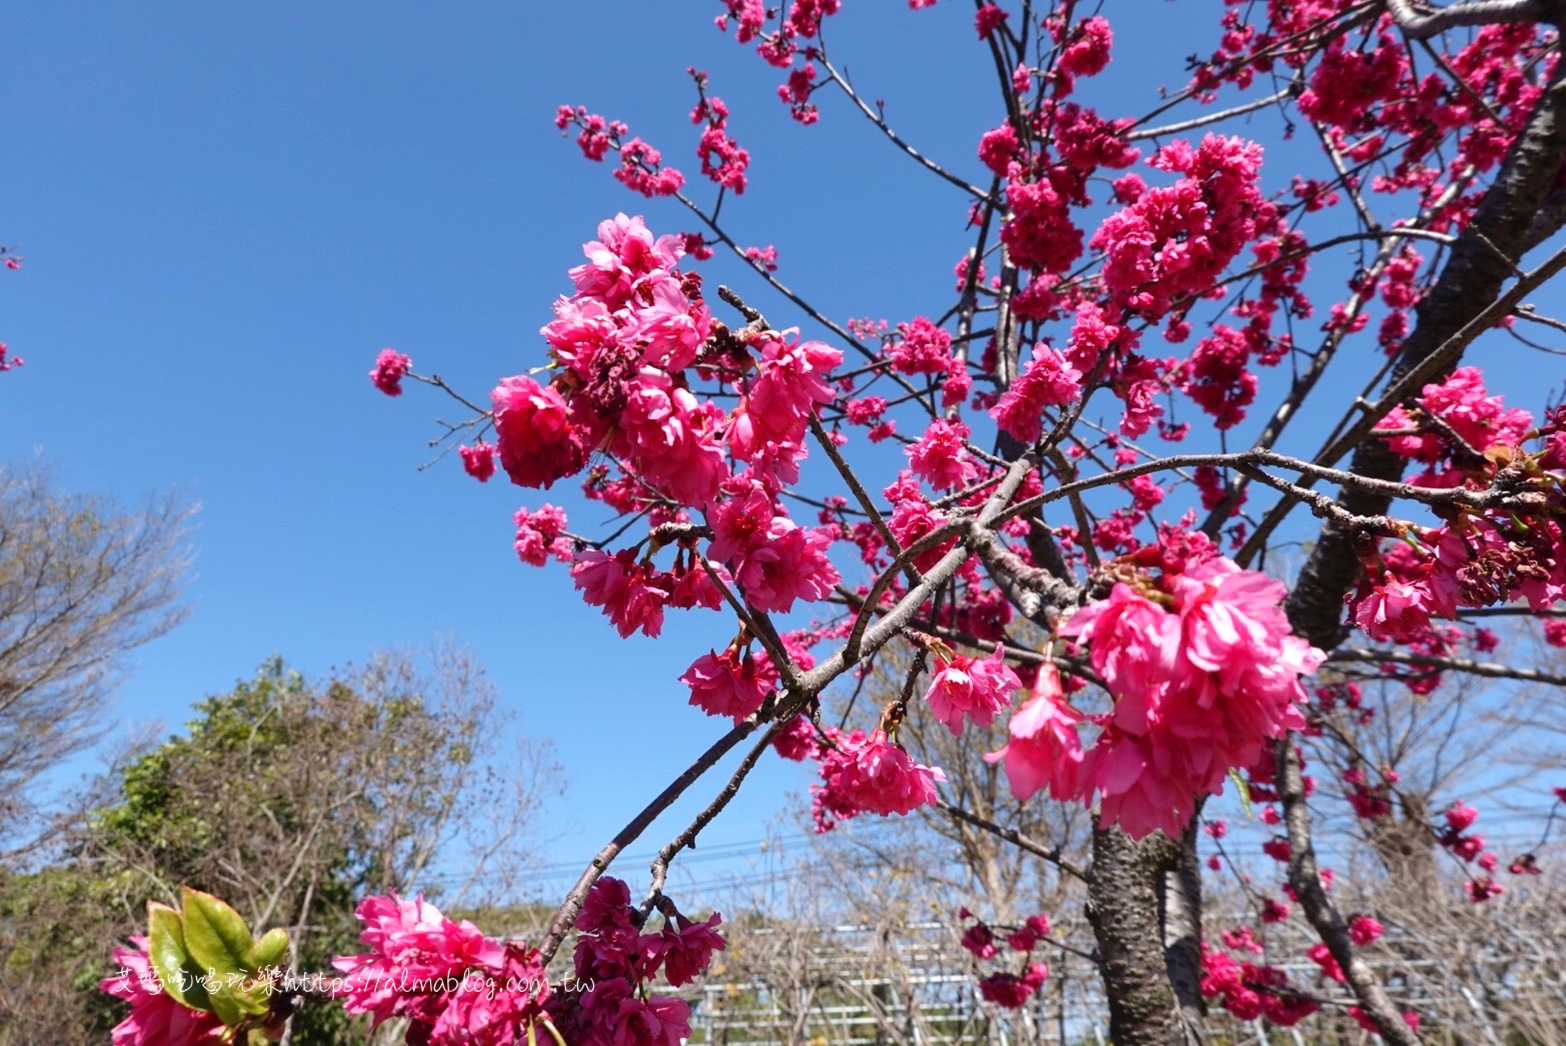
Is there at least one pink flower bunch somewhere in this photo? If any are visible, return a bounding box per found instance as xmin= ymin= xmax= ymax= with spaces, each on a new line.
xmin=513 ymin=504 xmax=572 ymax=567
xmin=690 ymin=84 xmax=750 ymax=193
xmin=545 ymin=878 xmax=721 ymax=1045
xmin=370 ymin=348 xmax=412 ymax=397
xmin=1353 ymin=516 xmax=1566 ymax=642
xmin=1176 ymin=324 xmax=1260 ymax=430
xmin=680 ymin=644 xmax=777 ymax=722
xmin=906 ymin=419 xmax=979 ymax=491
xmin=887 ymin=316 xmax=953 ymax=375
xmin=729 ymin=330 xmax=842 ymax=473
xmin=1001 ymin=167 xmax=1084 ymax=275
xmin=332 ymin=893 xmax=554 ymax=1045
xmin=100 ymin=936 xmax=227 ymax=1046
xmin=978 ymin=963 xmax=1048 ymax=1009
xmin=1349 ymin=915 xmax=1384 ymax=946
xmin=529 ymin=214 xmax=733 ymax=505
xmin=1056 ymin=15 xmax=1113 ymax=80
xmin=1380 ymin=366 xmax=1533 ymax=484
xmin=1061 ymin=555 xmax=1323 ymax=839
xmin=571 ymin=549 xmax=672 ymax=639
xmin=714 ymin=0 xmax=841 ymax=122
xmin=708 ymin=478 xmax=841 ymax=614
xmin=924 ymin=644 xmax=1021 ymax=735
xmin=459 ymin=441 xmax=496 ymax=482
xmin=491 ymin=374 xmax=588 ymax=490
xmin=811 ymin=726 xmax=945 ymax=830
xmin=615 ymin=137 xmax=685 ymax=197
xmin=974 ymin=3 xmax=1008 ymax=40
xmin=989 ymin=343 xmax=1084 ymax=443
xmin=1200 ymin=944 xmax=1320 ymax=1026
xmin=1092 ymin=134 xmax=1268 ymax=319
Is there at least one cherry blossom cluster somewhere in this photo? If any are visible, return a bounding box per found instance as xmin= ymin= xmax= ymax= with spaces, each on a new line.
xmin=958 ymin=908 xmax=1052 ymax=1010
xmin=1353 ymin=395 xmax=1565 ymax=644
xmin=330 ymin=885 xmax=721 ymax=1045
xmin=713 ymin=0 xmax=841 ymax=123
xmin=688 ymin=69 xmax=751 ymax=195
xmin=1008 ymin=547 xmax=1323 ymax=839
xmin=456 ymin=214 xmax=843 ymax=642
xmin=555 ymin=106 xmax=684 ymax=198
xmin=332 ymin=893 xmax=556 ymax=1044
xmin=778 ymin=706 xmax=947 ymax=832
xmin=1200 ymin=943 xmax=1319 ymax=1026
xmin=547 ymin=878 xmax=723 ymax=1044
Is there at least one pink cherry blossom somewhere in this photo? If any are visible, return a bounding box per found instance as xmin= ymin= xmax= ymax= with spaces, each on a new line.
xmin=978 ymin=962 xmax=1048 ymax=1009
xmin=645 ymin=912 xmax=725 ymax=987
xmin=906 ymin=418 xmax=979 ymax=491
xmin=332 ymin=893 xmax=503 ymax=1034
xmin=680 ymin=647 xmax=775 ymax=721
xmin=491 ymin=374 xmax=588 ymax=490
xmin=888 ymin=316 xmax=953 ymax=375
xmin=925 ymin=644 xmax=1021 ymax=735
xmin=986 ymin=664 xmax=1085 ymax=800
xmin=370 ymin=348 xmax=412 ymax=396
xmin=571 ymin=549 xmax=671 ymax=638
xmin=513 ymin=504 xmax=573 ymax=567
xmin=1062 ymin=554 xmax=1322 ymax=838
xmin=990 ymin=344 xmax=1085 ymax=443
xmin=820 ymin=728 xmax=945 ymax=819
xmin=568 ymin=212 xmax=685 ymax=308
xmin=1350 ymin=915 xmax=1384 ymax=946
xmin=459 ymin=441 xmax=496 ymax=482
xmin=101 ymin=936 xmax=227 ymax=1046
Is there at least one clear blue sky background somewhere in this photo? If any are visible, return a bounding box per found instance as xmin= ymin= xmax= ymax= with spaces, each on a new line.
xmin=3 ymin=2 xmax=1556 ymax=906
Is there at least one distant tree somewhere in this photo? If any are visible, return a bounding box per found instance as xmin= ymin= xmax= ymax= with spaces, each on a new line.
xmin=0 ymin=460 xmax=191 ymax=860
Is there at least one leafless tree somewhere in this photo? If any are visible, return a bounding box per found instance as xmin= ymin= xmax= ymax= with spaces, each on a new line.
xmin=0 ymin=460 xmax=192 ymax=860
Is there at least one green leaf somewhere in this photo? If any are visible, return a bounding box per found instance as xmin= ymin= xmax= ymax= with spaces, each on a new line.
xmin=180 ymin=887 xmax=254 ymax=980
xmin=1229 ymin=768 xmax=1252 ymax=819
xmin=247 ymin=928 xmax=290 ymax=972
xmin=147 ymin=902 xmax=212 ymax=1013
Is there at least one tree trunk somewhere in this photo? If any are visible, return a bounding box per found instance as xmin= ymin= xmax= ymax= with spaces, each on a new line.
xmin=1086 ymin=822 xmax=1205 ymax=1046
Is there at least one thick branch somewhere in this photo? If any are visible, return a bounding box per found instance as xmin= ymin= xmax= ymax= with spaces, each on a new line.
xmin=1387 ymin=0 xmax=1548 ymax=40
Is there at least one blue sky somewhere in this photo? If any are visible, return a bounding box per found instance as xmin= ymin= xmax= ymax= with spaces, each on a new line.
xmin=4 ymin=2 xmax=1558 ymax=908
xmin=1 ymin=0 xmax=1054 ymax=903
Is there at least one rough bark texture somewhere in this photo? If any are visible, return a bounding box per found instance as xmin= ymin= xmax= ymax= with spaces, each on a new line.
xmin=1086 ymin=824 xmax=1202 ymax=1046
xmin=1161 ymin=825 xmax=1207 ymax=1042
xmin=1275 ymin=30 xmax=1566 ymax=1046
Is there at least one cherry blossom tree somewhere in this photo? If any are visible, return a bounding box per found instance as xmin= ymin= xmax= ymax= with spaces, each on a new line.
xmin=106 ymin=1 xmax=1566 ymax=1043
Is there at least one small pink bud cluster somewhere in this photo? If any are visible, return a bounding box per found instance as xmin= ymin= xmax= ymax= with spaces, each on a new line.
xmin=545 ymin=878 xmax=723 ymax=1044
xmin=959 ymin=909 xmax=1051 ymax=1010
xmin=1200 ymin=943 xmax=1319 ymax=1026
xmin=369 ymin=348 xmax=411 ymax=396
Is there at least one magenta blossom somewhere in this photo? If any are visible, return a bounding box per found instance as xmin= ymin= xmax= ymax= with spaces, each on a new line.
xmin=978 ymin=962 xmax=1048 ymax=1009
xmin=925 ymin=644 xmax=1021 ymax=736
xmin=680 ymin=647 xmax=775 ymax=721
xmin=491 ymin=374 xmax=588 ymax=489
xmin=100 ymin=936 xmax=227 ymax=1046
xmin=823 ymin=729 xmax=946 ymax=817
xmin=370 ymin=348 xmax=412 ymax=396
xmin=986 ymin=664 xmax=1084 ymax=801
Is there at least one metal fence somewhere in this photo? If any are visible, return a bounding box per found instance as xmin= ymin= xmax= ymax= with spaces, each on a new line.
xmin=684 ymin=917 xmax=1566 ymax=1045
